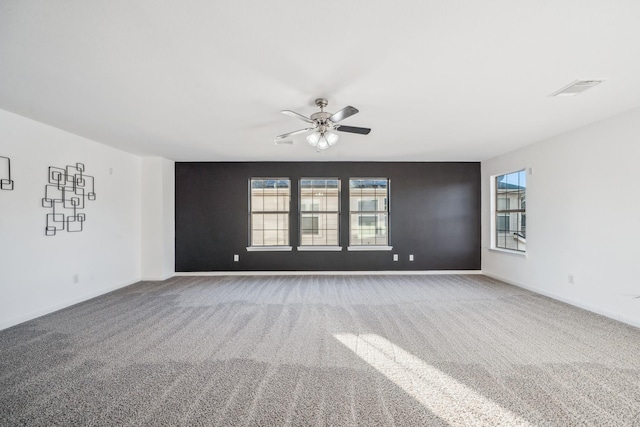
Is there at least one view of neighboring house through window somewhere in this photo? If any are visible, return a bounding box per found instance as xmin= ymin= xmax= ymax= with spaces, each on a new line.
xmin=249 ymin=178 xmax=290 ymax=247
xmin=495 ymin=170 xmax=526 ymax=252
xmin=299 ymin=179 xmax=340 ymax=246
xmin=349 ymin=178 xmax=389 ymax=246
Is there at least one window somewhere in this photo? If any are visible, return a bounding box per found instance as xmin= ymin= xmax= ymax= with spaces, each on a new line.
xmin=249 ymin=178 xmax=291 ymax=249
xmin=494 ymin=170 xmax=526 ymax=252
xmin=299 ymin=178 xmax=340 ymax=248
xmin=349 ymin=178 xmax=391 ymax=249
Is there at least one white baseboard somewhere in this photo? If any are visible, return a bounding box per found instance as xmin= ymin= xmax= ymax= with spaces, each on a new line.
xmin=141 ymin=273 xmax=175 ymax=281
xmin=177 ymin=270 xmax=482 ymax=276
xmin=484 ymin=272 xmax=640 ymax=329
xmin=0 ymin=278 xmax=141 ymax=332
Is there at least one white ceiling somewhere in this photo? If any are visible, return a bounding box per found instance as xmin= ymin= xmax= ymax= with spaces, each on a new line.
xmin=2 ymin=1 xmax=640 ymax=162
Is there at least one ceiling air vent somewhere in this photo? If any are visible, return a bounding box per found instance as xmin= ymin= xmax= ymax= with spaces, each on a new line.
xmin=550 ymin=79 xmax=606 ymax=97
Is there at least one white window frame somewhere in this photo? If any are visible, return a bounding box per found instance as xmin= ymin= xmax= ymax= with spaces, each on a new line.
xmin=297 ymin=178 xmax=342 ymax=251
xmin=491 ymin=169 xmax=526 ymax=254
xmin=347 ymin=178 xmax=392 ymax=251
xmin=247 ymin=178 xmax=292 ymax=252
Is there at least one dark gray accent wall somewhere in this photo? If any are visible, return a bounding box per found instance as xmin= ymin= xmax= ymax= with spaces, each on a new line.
xmin=175 ymin=162 xmax=480 ymax=271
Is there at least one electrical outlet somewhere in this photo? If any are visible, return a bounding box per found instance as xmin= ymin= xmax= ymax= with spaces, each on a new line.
xmin=73 ymin=274 xmax=79 ymax=284
xmin=409 ymin=254 xmax=414 ymax=261
xmin=393 ymin=254 xmax=398 ymax=261
xmin=233 ymin=254 xmax=239 ymax=262
xmin=568 ymin=274 xmax=574 ymax=284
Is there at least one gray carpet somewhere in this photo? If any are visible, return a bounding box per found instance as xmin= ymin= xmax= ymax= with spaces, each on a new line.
xmin=1 ymin=274 xmax=640 ymax=426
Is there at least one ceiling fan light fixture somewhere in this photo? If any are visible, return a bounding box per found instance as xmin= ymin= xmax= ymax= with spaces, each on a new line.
xmin=325 ymin=131 xmax=338 ymax=146
xmin=307 ymin=131 xmax=338 ymax=151
xmin=317 ymin=137 xmax=330 ymax=150
xmin=306 ymin=132 xmax=320 ymax=147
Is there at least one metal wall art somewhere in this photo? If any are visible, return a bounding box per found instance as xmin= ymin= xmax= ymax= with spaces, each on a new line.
xmin=0 ymin=156 xmax=13 ymax=190
xmin=42 ymin=162 xmax=96 ymax=236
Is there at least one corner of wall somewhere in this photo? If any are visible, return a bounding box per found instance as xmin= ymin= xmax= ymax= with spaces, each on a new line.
xmin=140 ymin=157 xmax=175 ymax=280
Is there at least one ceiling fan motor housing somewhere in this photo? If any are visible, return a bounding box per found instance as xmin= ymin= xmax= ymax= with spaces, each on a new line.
xmin=310 ymin=111 xmax=332 ymax=122
xmin=310 ymin=112 xmax=333 ymax=133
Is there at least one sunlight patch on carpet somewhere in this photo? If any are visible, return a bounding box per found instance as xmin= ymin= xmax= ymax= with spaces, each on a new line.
xmin=334 ymin=333 xmax=532 ymax=427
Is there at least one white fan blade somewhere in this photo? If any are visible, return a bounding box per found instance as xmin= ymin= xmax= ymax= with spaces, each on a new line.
xmin=281 ymin=110 xmax=315 ymax=124
xmin=275 ymin=128 xmax=314 ymax=139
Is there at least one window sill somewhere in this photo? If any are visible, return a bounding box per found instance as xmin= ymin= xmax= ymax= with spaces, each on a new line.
xmin=297 ymin=246 xmax=343 ymax=251
xmin=246 ymin=246 xmax=292 ymax=252
xmin=347 ymin=246 xmax=393 ymax=251
xmin=488 ymin=247 xmax=527 ymax=257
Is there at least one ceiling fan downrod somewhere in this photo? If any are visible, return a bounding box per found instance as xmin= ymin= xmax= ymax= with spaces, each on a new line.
xmin=314 ymin=98 xmax=328 ymax=111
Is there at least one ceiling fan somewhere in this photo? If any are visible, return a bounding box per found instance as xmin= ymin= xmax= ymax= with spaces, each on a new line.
xmin=274 ymin=98 xmax=371 ymax=151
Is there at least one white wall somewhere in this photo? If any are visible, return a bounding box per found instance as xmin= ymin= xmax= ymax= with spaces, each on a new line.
xmin=0 ymin=109 xmax=142 ymax=330
xmin=482 ymin=107 xmax=640 ymax=328
xmin=141 ymin=157 xmax=175 ymax=280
